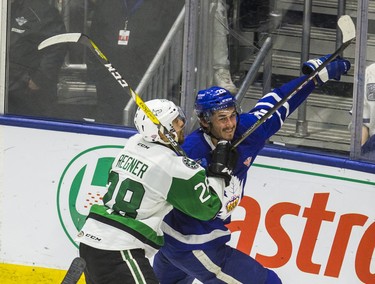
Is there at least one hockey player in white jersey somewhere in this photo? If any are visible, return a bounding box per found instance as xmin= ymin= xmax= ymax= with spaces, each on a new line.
xmin=76 ymin=99 xmax=236 ymax=284
xmin=153 ymin=55 xmax=351 ymax=283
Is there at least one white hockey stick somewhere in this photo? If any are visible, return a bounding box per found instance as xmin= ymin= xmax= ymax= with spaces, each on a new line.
xmin=231 ymin=15 xmax=356 ymax=149
xmin=61 ymin=257 xmax=86 ymax=284
xmin=38 ymin=33 xmax=187 ymax=157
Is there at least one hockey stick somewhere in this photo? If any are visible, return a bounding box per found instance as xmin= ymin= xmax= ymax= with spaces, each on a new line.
xmin=38 ymin=33 xmax=187 ymax=157
xmin=61 ymin=257 xmax=86 ymax=284
xmin=231 ymin=15 xmax=356 ymax=149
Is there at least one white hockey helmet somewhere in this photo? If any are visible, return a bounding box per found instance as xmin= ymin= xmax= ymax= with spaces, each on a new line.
xmin=134 ymin=99 xmax=186 ymax=144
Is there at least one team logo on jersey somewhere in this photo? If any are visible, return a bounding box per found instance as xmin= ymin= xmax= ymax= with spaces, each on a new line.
xmin=225 ymin=194 xmax=240 ymax=212
xmin=182 ymin=157 xmax=200 ymax=169
xmin=57 ymin=145 xmax=122 ymax=247
xmin=15 ymin=16 xmax=27 ymax=26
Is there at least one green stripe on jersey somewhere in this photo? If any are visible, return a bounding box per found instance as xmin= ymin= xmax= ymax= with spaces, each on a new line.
xmin=90 ymin=205 xmax=164 ymax=247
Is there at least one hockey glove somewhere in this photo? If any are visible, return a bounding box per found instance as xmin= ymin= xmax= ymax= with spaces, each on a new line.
xmin=302 ymin=54 xmax=351 ymax=86
xmin=207 ymin=140 xmax=238 ymax=186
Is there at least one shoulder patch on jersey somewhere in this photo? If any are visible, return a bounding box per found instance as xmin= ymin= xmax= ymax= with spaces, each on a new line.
xmin=182 ymin=157 xmax=200 ymax=169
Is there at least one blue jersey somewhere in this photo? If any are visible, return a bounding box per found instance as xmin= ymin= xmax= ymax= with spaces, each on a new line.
xmin=161 ymin=75 xmax=316 ymax=251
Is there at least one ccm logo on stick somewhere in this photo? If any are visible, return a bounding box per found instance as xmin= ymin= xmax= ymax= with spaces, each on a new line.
xmin=104 ymin=63 xmax=128 ymax=87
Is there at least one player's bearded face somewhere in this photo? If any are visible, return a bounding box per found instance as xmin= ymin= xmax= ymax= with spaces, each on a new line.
xmin=209 ymin=107 xmax=237 ymax=141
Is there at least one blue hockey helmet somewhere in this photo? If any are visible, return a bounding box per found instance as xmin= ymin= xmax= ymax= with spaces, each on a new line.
xmin=195 ymin=86 xmax=238 ymax=121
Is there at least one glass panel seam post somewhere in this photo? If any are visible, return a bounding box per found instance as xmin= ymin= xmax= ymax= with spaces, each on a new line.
xmin=350 ymin=0 xmax=369 ymax=160
xmin=0 ymin=0 xmax=8 ymax=115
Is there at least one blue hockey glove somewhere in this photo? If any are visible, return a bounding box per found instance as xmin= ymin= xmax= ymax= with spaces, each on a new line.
xmin=302 ymin=54 xmax=351 ymax=85
xmin=302 ymin=54 xmax=331 ymax=75
xmin=207 ymin=140 xmax=238 ymax=186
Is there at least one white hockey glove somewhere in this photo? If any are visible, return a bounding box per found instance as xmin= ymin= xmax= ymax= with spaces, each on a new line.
xmin=207 ymin=140 xmax=238 ymax=187
xmin=302 ymin=54 xmax=351 ymax=86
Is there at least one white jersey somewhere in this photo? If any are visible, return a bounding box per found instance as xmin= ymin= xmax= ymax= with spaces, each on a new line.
xmin=76 ymin=134 xmax=224 ymax=257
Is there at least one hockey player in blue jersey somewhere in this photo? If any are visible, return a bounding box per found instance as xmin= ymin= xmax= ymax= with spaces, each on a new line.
xmin=153 ymin=55 xmax=351 ymax=283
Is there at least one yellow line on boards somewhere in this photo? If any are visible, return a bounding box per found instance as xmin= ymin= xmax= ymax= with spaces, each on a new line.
xmin=0 ymin=263 xmax=85 ymax=284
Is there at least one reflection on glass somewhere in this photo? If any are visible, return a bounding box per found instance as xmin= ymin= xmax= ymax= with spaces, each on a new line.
xmin=361 ymin=63 xmax=375 ymax=161
xmin=6 ymin=0 xmax=185 ymax=125
xmin=226 ymin=1 xmax=356 ymax=157
xmin=7 ymin=0 xmax=67 ymax=118
xmin=86 ymin=0 xmax=184 ymax=125
xmin=4 ymin=0 xmax=374 ymax=164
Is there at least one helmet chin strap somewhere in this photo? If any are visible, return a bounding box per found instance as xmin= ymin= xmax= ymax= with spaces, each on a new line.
xmin=158 ymin=126 xmax=180 ymax=145
xmin=207 ymin=131 xmax=221 ymax=143
xmin=198 ymin=117 xmax=221 ymax=143
xmin=201 ymin=123 xmax=221 ymax=145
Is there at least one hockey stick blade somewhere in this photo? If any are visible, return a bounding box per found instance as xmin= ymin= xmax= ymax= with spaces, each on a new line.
xmin=338 ymin=15 xmax=356 ymax=43
xmin=231 ymin=15 xmax=355 ymax=149
xmin=61 ymin=257 xmax=86 ymax=284
xmin=39 ymin=33 xmax=186 ymax=157
xmin=38 ymin=33 xmax=82 ymax=50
